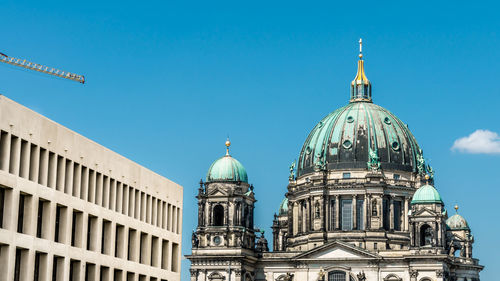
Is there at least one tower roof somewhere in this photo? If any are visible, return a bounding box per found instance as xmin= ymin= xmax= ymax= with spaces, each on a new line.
xmin=278 ymin=197 xmax=288 ymax=215
xmin=411 ymin=184 xmax=443 ymax=204
xmin=446 ymin=205 xmax=470 ymax=230
xmin=206 ymin=139 xmax=248 ymax=183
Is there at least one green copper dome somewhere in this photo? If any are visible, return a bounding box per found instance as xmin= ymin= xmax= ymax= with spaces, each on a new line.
xmin=297 ymin=102 xmax=422 ymax=176
xmin=278 ymin=197 xmax=288 ymax=215
xmin=411 ymin=184 xmax=443 ymax=204
xmin=206 ymin=154 xmax=248 ymax=183
xmin=296 ymin=47 xmax=423 ymax=177
xmin=447 ymin=213 xmax=470 ymax=230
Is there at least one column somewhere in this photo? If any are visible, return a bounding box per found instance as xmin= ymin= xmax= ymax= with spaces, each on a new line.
xmin=404 ymin=198 xmax=409 ymax=231
xmin=325 ymin=196 xmax=329 ymax=231
xmin=363 ymin=195 xmax=368 ymax=230
xmin=389 ymin=196 xmax=394 ymax=231
xmin=379 ymin=196 xmax=384 ymax=230
xmin=335 ymin=195 xmax=340 ymax=230
xmin=352 ymin=195 xmax=357 ymax=230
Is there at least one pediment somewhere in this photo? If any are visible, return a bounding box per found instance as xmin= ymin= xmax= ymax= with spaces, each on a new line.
xmin=207 ymin=187 xmax=228 ymax=197
xmin=413 ymin=207 xmax=438 ymax=217
xmin=294 ymin=241 xmax=380 ymax=261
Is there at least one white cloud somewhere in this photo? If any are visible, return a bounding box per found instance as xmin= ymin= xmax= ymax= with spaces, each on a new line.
xmin=451 ymin=129 xmax=500 ymax=154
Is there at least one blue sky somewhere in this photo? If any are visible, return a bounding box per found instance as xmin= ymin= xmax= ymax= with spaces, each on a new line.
xmin=1 ymin=1 xmax=499 ymax=280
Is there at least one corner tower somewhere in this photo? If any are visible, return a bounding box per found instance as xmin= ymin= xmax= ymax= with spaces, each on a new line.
xmin=187 ymin=139 xmax=259 ymax=281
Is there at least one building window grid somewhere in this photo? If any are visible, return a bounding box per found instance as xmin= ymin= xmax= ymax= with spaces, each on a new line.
xmin=0 ymin=130 xmax=179 ymax=233
xmin=0 ymin=131 xmax=181 ymax=276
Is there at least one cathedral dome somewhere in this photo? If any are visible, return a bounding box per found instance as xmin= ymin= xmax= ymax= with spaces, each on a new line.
xmin=411 ymin=184 xmax=443 ymax=204
xmin=278 ymin=197 xmax=288 ymax=215
xmin=206 ymin=140 xmax=248 ymax=183
xmin=447 ymin=214 xmax=470 ymax=230
xmin=446 ymin=206 xmax=470 ymax=230
xmin=296 ymin=42 xmax=422 ymax=177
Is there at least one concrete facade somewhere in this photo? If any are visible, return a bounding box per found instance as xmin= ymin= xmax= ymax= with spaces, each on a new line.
xmin=0 ymin=95 xmax=183 ymax=281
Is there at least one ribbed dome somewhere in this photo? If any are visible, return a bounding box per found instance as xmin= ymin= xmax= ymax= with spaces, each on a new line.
xmin=206 ymin=155 xmax=248 ymax=183
xmin=278 ymin=197 xmax=288 ymax=215
xmin=297 ymin=102 xmax=422 ymax=176
xmin=411 ymin=184 xmax=443 ymax=204
xmin=447 ymin=214 xmax=470 ymax=230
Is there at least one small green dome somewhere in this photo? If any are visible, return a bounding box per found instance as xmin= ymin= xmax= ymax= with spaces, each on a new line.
xmin=278 ymin=197 xmax=288 ymax=215
xmin=447 ymin=214 xmax=470 ymax=230
xmin=206 ymin=155 xmax=248 ymax=183
xmin=411 ymin=184 xmax=443 ymax=204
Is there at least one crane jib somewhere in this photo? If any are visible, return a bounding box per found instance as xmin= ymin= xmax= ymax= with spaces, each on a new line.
xmin=0 ymin=54 xmax=85 ymax=84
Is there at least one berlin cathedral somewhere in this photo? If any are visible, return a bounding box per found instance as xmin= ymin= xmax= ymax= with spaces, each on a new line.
xmin=186 ymin=40 xmax=483 ymax=281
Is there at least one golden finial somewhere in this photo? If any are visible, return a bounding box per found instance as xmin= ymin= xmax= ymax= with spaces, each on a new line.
xmin=359 ymin=38 xmax=363 ymax=59
xmin=225 ymin=138 xmax=231 ymax=155
xmin=454 ymin=205 xmax=459 ymax=212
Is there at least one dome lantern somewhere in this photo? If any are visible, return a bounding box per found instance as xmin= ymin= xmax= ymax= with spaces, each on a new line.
xmin=350 ymin=38 xmax=372 ymax=103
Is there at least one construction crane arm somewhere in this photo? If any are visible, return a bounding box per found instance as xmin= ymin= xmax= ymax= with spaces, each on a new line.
xmin=0 ymin=52 xmax=85 ymax=84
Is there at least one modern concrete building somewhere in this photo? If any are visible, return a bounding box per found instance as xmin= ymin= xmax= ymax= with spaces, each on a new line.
xmin=0 ymin=95 xmax=183 ymax=281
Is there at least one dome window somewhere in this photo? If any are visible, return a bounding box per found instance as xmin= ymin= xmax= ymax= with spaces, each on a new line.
xmin=318 ymin=121 xmax=324 ymax=128
xmin=384 ymin=117 xmax=391 ymax=125
xmin=391 ymin=141 xmax=400 ymax=151
xmin=342 ymin=140 xmax=353 ymax=149
xmin=306 ymin=146 xmax=312 ymax=155
xmin=346 ymin=116 xmax=355 ymax=123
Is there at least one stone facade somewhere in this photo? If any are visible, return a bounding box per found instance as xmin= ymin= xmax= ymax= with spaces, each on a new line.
xmin=187 ymin=43 xmax=483 ymax=281
xmin=0 ymin=95 xmax=183 ymax=281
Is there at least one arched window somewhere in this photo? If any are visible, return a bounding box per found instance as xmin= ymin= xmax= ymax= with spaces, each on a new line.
xmin=213 ymin=204 xmax=224 ymax=226
xmin=420 ymin=224 xmax=433 ymax=246
xmin=235 ymin=202 xmax=241 ymax=226
xmin=208 ymin=272 xmax=225 ymax=281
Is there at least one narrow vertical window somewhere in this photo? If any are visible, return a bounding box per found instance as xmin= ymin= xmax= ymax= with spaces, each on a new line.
xmin=29 ymin=144 xmax=38 ymax=182
xmin=161 ymin=240 xmax=169 ymax=270
xmin=9 ymin=135 xmax=20 ymax=175
xmin=101 ymin=220 xmax=111 ymax=255
xmin=171 ymin=242 xmax=179 ymax=272
xmin=17 ymin=194 xmax=25 ymax=233
xmin=356 ymin=199 xmax=364 ymax=230
xmin=383 ymin=198 xmax=390 ymax=230
xmin=115 ymin=224 xmax=125 ymax=258
xmin=19 ymin=140 xmax=29 ymax=179
xmin=0 ymin=188 xmax=5 ymax=228
xmin=394 ymin=200 xmax=402 ymax=231
xmin=87 ymin=215 xmax=97 ymax=251
xmin=36 ymin=200 xmax=44 ymax=238
xmin=54 ymin=205 xmax=61 ymax=242
xmin=38 ymin=148 xmax=47 ymax=186
xmin=70 ymin=260 xmax=81 ymax=281
xmin=34 ymin=252 xmax=41 ymax=281
xmin=341 ymin=199 xmax=352 ymax=231
xmin=0 ymin=131 xmax=9 ymax=171
xmin=14 ymin=248 xmax=21 ymax=281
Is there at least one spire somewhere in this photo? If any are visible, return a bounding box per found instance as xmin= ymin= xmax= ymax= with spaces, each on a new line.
xmin=225 ymin=138 xmax=231 ymax=156
xmin=350 ymin=38 xmax=372 ymax=103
